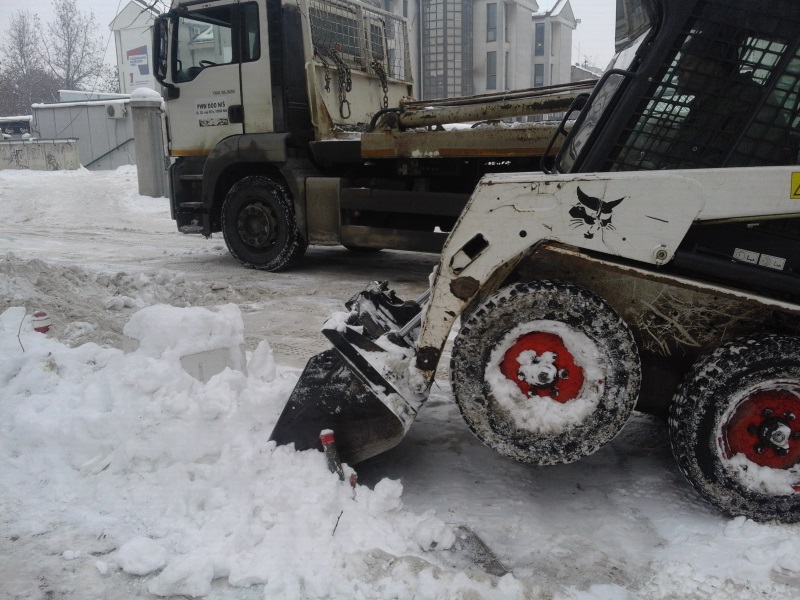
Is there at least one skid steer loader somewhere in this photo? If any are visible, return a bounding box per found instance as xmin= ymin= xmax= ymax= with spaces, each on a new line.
xmin=270 ymin=0 xmax=800 ymax=522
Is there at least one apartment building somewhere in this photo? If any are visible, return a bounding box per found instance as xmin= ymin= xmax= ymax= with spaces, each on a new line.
xmin=531 ymin=0 xmax=579 ymax=87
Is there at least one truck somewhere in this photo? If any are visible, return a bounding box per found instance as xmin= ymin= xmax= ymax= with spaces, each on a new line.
xmin=269 ymin=0 xmax=800 ymax=523
xmin=152 ymin=0 xmax=593 ymax=271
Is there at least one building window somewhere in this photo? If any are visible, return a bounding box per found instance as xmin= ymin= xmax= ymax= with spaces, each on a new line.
xmin=403 ymin=0 xmax=408 ymax=18
xmin=534 ymin=22 xmax=545 ymax=56
xmin=487 ymin=51 xmax=497 ymax=89
xmin=487 ymin=3 xmax=497 ymax=42
xmin=534 ymin=63 xmax=544 ymax=87
xmin=422 ymin=0 xmax=474 ymax=99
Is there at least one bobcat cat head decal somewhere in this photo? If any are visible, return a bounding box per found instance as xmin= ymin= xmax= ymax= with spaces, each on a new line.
xmin=569 ymin=187 xmax=625 ymax=239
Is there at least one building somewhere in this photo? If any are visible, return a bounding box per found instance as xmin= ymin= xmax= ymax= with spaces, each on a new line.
xmin=110 ymin=0 xmax=160 ymax=94
xmin=531 ymin=0 xmax=578 ymax=87
xmin=472 ymin=0 xmax=539 ymax=95
xmin=411 ymin=0 xmax=539 ymax=99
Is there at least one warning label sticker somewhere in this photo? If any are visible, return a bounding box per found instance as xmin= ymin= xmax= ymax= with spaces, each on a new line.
xmin=792 ymin=172 xmax=800 ymax=199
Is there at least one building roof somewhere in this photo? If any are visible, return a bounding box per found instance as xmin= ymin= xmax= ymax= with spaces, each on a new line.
xmin=109 ymin=0 xmax=157 ymax=31
xmin=534 ymin=0 xmax=578 ymax=27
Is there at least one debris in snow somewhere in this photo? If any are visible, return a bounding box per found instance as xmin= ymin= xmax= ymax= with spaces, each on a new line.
xmin=31 ymin=310 xmax=51 ymax=333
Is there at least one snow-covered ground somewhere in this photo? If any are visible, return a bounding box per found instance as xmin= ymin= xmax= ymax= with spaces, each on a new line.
xmin=1 ymin=166 xmax=799 ymax=600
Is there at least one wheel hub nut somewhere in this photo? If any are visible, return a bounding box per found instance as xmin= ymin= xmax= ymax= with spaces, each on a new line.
xmin=768 ymin=423 xmax=792 ymax=449
xmin=517 ymin=350 xmax=559 ymax=387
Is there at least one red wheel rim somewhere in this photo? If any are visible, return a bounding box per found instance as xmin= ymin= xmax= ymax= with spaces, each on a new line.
xmin=722 ymin=386 xmax=800 ymax=472
xmin=500 ymin=332 xmax=586 ymax=403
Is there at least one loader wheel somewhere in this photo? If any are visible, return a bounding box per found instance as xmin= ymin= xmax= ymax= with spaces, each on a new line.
xmin=669 ymin=334 xmax=800 ymax=523
xmin=451 ymin=281 xmax=640 ymax=465
xmin=221 ymin=176 xmax=307 ymax=271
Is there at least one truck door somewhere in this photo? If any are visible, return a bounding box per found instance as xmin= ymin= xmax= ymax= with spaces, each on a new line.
xmin=238 ymin=1 xmax=273 ymax=133
xmin=166 ymin=0 xmax=247 ymax=156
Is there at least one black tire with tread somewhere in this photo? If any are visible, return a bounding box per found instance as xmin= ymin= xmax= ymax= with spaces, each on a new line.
xmin=221 ymin=176 xmax=307 ymax=271
xmin=450 ymin=280 xmax=641 ymax=465
xmin=669 ymin=334 xmax=800 ymax=523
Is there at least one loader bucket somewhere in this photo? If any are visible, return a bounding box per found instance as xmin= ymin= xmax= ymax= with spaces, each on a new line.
xmin=269 ymin=349 xmax=407 ymax=464
xmin=269 ymin=282 xmax=428 ymax=464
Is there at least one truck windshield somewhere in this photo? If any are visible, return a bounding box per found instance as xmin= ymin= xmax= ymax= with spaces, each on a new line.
xmin=555 ymin=0 xmax=655 ymax=172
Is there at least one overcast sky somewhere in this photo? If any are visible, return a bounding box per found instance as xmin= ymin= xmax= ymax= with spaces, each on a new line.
xmin=2 ymin=0 xmax=617 ymax=68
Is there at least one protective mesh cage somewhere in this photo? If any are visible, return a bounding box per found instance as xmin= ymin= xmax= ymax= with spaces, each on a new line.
xmin=309 ymin=0 xmax=412 ymax=83
xmin=608 ymin=0 xmax=800 ymax=171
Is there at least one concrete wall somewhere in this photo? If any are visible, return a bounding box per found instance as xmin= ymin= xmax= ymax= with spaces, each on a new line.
xmin=0 ymin=139 xmax=81 ymax=171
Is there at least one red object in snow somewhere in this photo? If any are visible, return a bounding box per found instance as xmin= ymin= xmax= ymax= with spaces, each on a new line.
xmin=320 ymin=429 xmax=346 ymax=481
xmin=320 ymin=429 xmax=356 ymax=486
xmin=32 ymin=310 xmax=51 ymax=333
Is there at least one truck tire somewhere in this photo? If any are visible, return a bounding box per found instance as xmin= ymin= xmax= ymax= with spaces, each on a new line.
xmin=451 ymin=281 xmax=641 ymax=465
xmin=221 ymin=176 xmax=307 ymax=271
xmin=669 ymin=334 xmax=800 ymax=522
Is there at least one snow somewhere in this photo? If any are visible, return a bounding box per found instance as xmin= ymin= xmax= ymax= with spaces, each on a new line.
xmin=2 ymin=166 xmax=800 ymax=599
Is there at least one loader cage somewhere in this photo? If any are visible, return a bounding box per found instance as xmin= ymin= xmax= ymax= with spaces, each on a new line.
xmin=607 ymin=0 xmax=800 ymax=171
xmin=309 ymin=0 xmax=412 ymax=83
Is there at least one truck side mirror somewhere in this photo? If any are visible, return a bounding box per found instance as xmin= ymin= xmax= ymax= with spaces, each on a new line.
xmin=153 ymin=16 xmax=169 ymax=84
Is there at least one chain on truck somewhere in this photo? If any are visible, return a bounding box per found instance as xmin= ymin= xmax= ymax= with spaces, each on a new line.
xmin=152 ymin=0 xmax=592 ymax=271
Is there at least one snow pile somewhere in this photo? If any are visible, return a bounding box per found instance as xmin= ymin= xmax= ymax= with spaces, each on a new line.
xmin=0 ymin=304 xmax=523 ymax=598
xmin=0 ymin=253 xmax=252 ymax=348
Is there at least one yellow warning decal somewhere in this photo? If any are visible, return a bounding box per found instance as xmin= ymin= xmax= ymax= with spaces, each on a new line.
xmin=793 ymin=172 xmax=800 ymax=199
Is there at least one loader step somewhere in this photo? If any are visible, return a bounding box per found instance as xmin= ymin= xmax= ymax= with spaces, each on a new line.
xmin=178 ymin=202 xmax=203 ymax=210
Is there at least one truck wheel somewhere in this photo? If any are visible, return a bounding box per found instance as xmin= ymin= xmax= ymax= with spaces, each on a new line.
xmin=451 ymin=281 xmax=640 ymax=465
xmin=221 ymin=176 xmax=307 ymax=271
xmin=669 ymin=334 xmax=800 ymax=522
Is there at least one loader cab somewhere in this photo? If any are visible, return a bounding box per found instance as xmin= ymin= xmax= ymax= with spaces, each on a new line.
xmin=552 ymin=0 xmax=800 ymax=174
xmin=551 ymin=0 xmax=800 ymax=301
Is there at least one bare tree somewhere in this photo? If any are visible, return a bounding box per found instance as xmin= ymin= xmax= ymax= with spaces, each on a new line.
xmin=95 ymin=64 xmax=122 ymax=94
xmin=43 ymin=0 xmax=105 ymax=91
xmin=4 ymin=10 xmax=44 ymax=81
xmin=0 ymin=11 xmax=60 ymax=115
